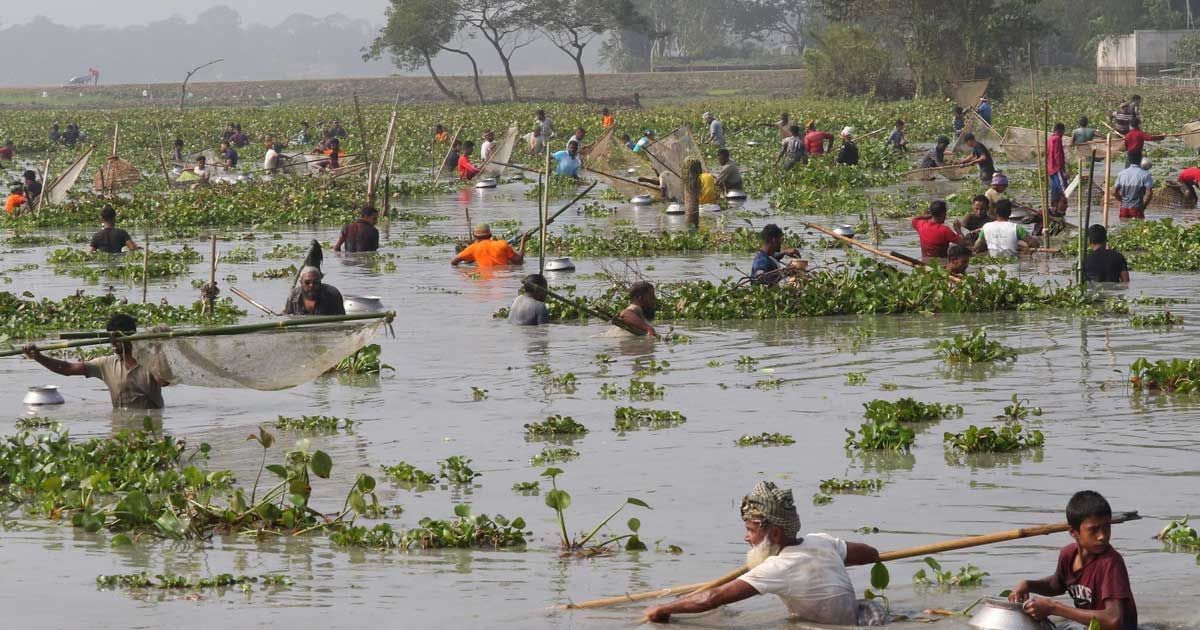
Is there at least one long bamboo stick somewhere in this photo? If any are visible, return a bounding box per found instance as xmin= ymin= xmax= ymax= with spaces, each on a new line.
xmin=141 ymin=234 xmax=150 ymax=304
xmin=3 ymin=311 xmax=395 ymax=358
xmin=801 ymin=222 xmax=964 ymax=284
xmin=583 ymin=166 xmax=661 ymax=192
xmin=1102 ymin=133 xmax=1113 ymax=226
xmin=432 ymin=126 xmax=462 ymax=184
xmin=534 ymin=284 xmax=646 ymax=337
xmin=511 ymin=182 xmax=597 ymax=245
xmin=540 ymin=141 xmax=552 ymax=272
xmin=563 ymin=511 xmax=1140 ymax=610
xmin=230 ymin=286 xmax=278 ymax=316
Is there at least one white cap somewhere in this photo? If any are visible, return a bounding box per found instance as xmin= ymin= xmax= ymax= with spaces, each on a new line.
xmin=841 ymin=126 xmax=854 ymax=137
xmin=1140 ymin=157 xmax=1152 ymax=170
xmin=702 ymin=112 xmax=712 ymax=120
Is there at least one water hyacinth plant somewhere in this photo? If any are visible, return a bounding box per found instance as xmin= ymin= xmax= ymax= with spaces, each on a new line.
xmin=912 ymin=557 xmax=989 ymax=588
xmin=735 ymin=432 xmax=795 ymax=446
xmin=943 ymin=424 xmax=1045 ymax=453
xmin=524 ymin=415 xmax=589 ymax=438
xmin=541 ymin=467 xmax=650 ymax=553
xmin=863 ymin=398 xmax=963 ymax=423
xmin=935 ymin=328 xmax=1017 ymax=363
xmin=1129 ymin=358 xmax=1200 ymax=393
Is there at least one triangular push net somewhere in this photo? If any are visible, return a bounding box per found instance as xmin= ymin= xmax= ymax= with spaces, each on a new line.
xmin=479 ymin=124 xmax=518 ymax=178
xmin=93 ymin=156 xmax=141 ymax=192
xmin=945 ymin=79 xmax=989 ymax=110
xmin=645 ymin=126 xmax=704 ymax=200
xmin=1000 ymin=127 xmax=1042 ymax=162
xmin=952 ymin=112 xmax=1004 ymax=155
xmin=45 ymin=147 xmax=92 ymax=205
xmin=583 ymin=127 xmax=661 ymax=198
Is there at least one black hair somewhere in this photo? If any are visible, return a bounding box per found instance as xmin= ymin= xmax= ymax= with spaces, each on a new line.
xmin=717 ymin=148 xmax=730 ymax=159
xmin=174 ymin=138 xmax=183 ymax=147
xmin=761 ymin=223 xmax=783 ymax=242
xmin=1130 ymin=94 xmax=1141 ymax=102
xmin=1054 ymin=122 xmax=1066 ymax=133
xmin=936 ymin=135 xmax=950 ymax=146
xmin=953 ymin=106 xmax=964 ymax=115
xmin=329 ymin=138 xmax=340 ymax=146
xmin=929 ymin=200 xmax=948 ymax=219
xmin=896 ymin=119 xmax=905 ymax=127
xmin=1078 ymin=116 xmax=1089 ymax=127
xmin=1066 ymin=490 xmax=1112 ymax=529
xmin=23 ymin=170 xmax=36 ymax=180
xmin=100 ymin=204 xmax=116 ymax=223
xmin=106 ymin=313 xmax=137 ymax=335
xmin=1087 ymin=224 xmax=1108 ymax=245
xmin=361 ymin=206 xmax=378 ymax=217
xmin=962 ymin=132 xmax=976 ymax=142
xmin=789 ymin=125 xmax=801 ymax=136
xmin=995 ymin=199 xmax=1013 ymax=218
xmin=972 ymin=194 xmax=990 ymax=206
xmin=463 ymin=140 xmax=475 ymax=150
xmin=629 ymin=281 xmax=654 ymax=301
xmin=524 ymin=273 xmax=547 ymax=289
xmin=947 ymin=243 xmax=971 ymax=259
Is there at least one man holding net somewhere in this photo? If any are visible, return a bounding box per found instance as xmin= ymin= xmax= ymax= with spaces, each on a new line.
xmin=284 ymin=267 xmax=346 ymax=316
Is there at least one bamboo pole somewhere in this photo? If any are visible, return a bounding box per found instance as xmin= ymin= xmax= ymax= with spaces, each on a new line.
xmin=1083 ymin=152 xmax=1097 ymax=284
xmin=1102 ymin=133 xmax=1113 ymax=226
xmin=141 ymin=234 xmax=150 ymax=304
xmin=230 ymin=286 xmax=278 ymax=316
xmin=1037 ymin=101 xmax=1049 ymax=248
xmin=431 ymin=126 xmax=462 ymax=184
xmin=1077 ymin=156 xmax=1086 ymax=285
xmin=801 ymin=222 xmax=963 ymax=284
xmin=540 ymin=144 xmax=551 ymax=273
xmin=682 ymin=158 xmax=702 ymax=229
xmin=532 ymin=283 xmax=645 ymax=337
xmin=582 ymin=166 xmax=662 ymax=192
xmin=5 ymin=311 xmax=396 ymax=357
xmin=511 ymin=182 xmax=598 ymax=246
xmin=563 ymin=511 xmax=1140 ymax=610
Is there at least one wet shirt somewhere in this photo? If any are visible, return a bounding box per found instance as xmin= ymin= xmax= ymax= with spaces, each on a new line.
xmin=919 ymin=146 xmax=944 ymax=168
xmin=1084 ymin=248 xmax=1129 ymax=282
xmin=911 ymin=217 xmax=959 ymax=258
xmin=1179 ymin=167 xmax=1200 ymax=186
xmin=552 ymin=150 xmax=581 ymax=178
xmin=836 ymin=141 xmax=859 ymax=166
xmin=24 ymin=180 xmax=42 ymax=201
xmin=85 ymin=354 xmax=164 ymax=409
xmin=1054 ymin=544 xmax=1138 ymax=630
xmin=458 ymin=155 xmax=480 ymax=179
xmin=1115 ymin=166 xmax=1154 ymax=210
xmin=456 ymin=239 xmax=518 ymax=267
xmin=508 ymin=294 xmax=550 ymax=326
xmin=739 ymin=533 xmax=857 ymax=625
xmin=972 ymin=143 xmax=995 ymax=177
xmin=716 ymin=161 xmax=743 ymax=190
xmin=751 ymin=250 xmax=784 ymax=285
xmin=90 ymin=227 xmax=133 ymax=253
xmin=977 ymin=221 xmax=1029 ymax=257
xmin=337 ymin=219 xmax=379 ymax=253
xmin=699 ymin=173 xmax=718 ymax=204
xmin=804 ymin=131 xmax=834 ymax=155
xmin=1123 ymin=129 xmax=1161 ymax=155
xmin=284 ymin=283 xmax=346 ymax=316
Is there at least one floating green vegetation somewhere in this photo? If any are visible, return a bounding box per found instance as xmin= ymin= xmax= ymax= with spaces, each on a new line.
xmin=736 ymin=355 xmax=759 ymax=370
xmin=1062 ymin=219 xmax=1200 ymax=272
xmin=14 ymin=416 xmax=61 ymax=430
xmin=845 ymin=372 xmax=867 ymax=385
xmin=753 ymin=377 xmax=784 ymax=389
xmin=1157 ymin=517 xmax=1200 ymax=553
xmin=524 ymin=415 xmax=589 ymax=438
xmin=262 ymin=243 xmax=309 ymax=260
xmin=1133 ymin=296 xmax=1188 ymax=306
xmin=6 ymin=234 xmax=66 ymax=247
xmin=935 ymin=328 xmax=1017 ymax=364
xmin=47 ymin=246 xmax=204 ymax=283
xmin=0 ymin=292 xmax=243 ymax=340
xmin=735 ymin=432 xmax=795 ymax=447
xmin=530 ymin=446 xmax=580 ymax=466
xmin=252 ymin=264 xmax=297 ymax=279
xmin=998 ymin=394 xmax=1042 ymax=422
xmin=381 ymin=461 xmax=437 ymax=487
xmin=512 ymin=481 xmax=541 ymax=495
xmin=526 ymin=226 xmax=803 ymax=257
xmin=819 ymin=478 xmax=885 ymax=493
xmin=1130 ymin=358 xmax=1200 ymax=393
xmin=912 ymin=557 xmax=989 ymax=588
xmin=221 ymin=246 xmax=259 ymax=263
xmin=943 ymin=423 xmax=1044 ymax=453
xmin=1130 ymin=311 xmax=1183 ymax=328
xmin=272 ymin=415 xmax=355 ymax=432
xmin=524 ymin=174 xmax=582 ymax=200
xmin=545 ymin=372 xmax=579 ymax=394
xmin=812 ymin=493 xmax=833 ymax=506
xmin=845 ymin=419 xmax=916 ymax=451
xmin=330 ymin=505 xmax=528 ymax=550
xmin=593 ymin=353 xmax=615 ymax=365
xmin=599 ymin=379 xmax=665 ymax=401
xmin=863 ymin=398 xmax=963 ymax=423
xmin=333 ymin=344 xmax=393 ymax=375
xmin=96 ymin=573 xmax=293 ymax=591
xmin=633 ymin=358 xmax=670 ymax=377
xmin=438 ymin=456 xmax=482 ymax=485
xmin=541 ymin=467 xmax=650 ymax=552
xmin=471 ymin=387 xmax=489 ymax=401
xmin=612 ymin=407 xmax=686 ymax=432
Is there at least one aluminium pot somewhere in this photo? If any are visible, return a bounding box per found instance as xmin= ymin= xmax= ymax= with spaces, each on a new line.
xmin=474 ymin=178 xmax=498 ymax=189
xmin=544 ymin=257 xmax=576 ymax=272
xmin=343 ymin=295 xmax=386 ymax=314
xmin=968 ymin=598 xmax=1053 ymax=630
xmin=23 ymin=385 xmax=65 ymax=406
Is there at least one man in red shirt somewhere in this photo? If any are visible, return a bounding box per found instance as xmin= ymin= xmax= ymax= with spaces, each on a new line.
xmin=803 ymin=121 xmax=834 ymax=156
xmin=458 ymin=140 xmax=481 ymax=180
xmin=911 ymin=200 xmax=965 ymax=260
xmin=1177 ymin=165 xmax=1200 ymax=206
xmin=1047 ymin=123 xmax=1068 ymax=206
xmin=1123 ymin=121 xmax=1163 ymax=168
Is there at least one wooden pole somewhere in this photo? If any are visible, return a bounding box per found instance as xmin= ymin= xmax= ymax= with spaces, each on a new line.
xmin=582 ymin=166 xmax=661 ymax=192
xmin=230 ymin=286 xmax=278 ymax=316
xmin=431 ymin=125 xmax=462 ymax=184
xmin=801 ymin=222 xmax=964 ymax=284
xmin=353 ymin=94 xmax=375 ymax=207
xmin=1077 ymin=157 xmax=1086 ymax=285
xmin=1102 ymin=133 xmax=1113 ymax=226
xmin=533 ymin=283 xmax=646 ymax=337
xmin=563 ymin=512 xmax=1140 ymax=610
xmin=682 ymin=158 xmax=702 ymax=229
xmin=1082 ymin=152 xmax=1097 ymax=285
xmin=1042 ymin=101 xmax=1051 ymax=244
xmin=141 ymin=234 xmax=150 ymax=304
xmin=511 ymin=182 xmax=597 ymax=245
xmin=540 ymin=142 xmax=552 ymax=272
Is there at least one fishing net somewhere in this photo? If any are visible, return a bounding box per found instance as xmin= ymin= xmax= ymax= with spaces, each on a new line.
xmin=44 ymin=148 xmax=92 ymax=205
xmin=1182 ymin=122 xmax=1200 ymax=150
xmin=645 ymin=126 xmax=704 ymax=200
xmin=583 ymin=127 xmax=661 ymax=198
xmin=479 ymin=124 xmax=518 ymax=178
xmin=952 ymin=112 xmax=1003 ymax=155
xmin=132 ymin=319 xmax=385 ymax=390
xmin=945 ymin=79 xmax=989 ymax=110
xmin=93 ymin=156 xmax=141 ymax=192
xmin=902 ymin=164 xmax=975 ymax=181
xmin=1070 ymin=136 xmax=1124 ymax=162
xmin=1149 ymin=180 xmax=1196 ymax=210
xmin=1000 ymin=127 xmax=1042 ymax=162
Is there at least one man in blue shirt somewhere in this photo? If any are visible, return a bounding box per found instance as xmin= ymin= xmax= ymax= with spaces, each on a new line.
xmin=552 ymin=140 xmax=582 ymax=178
xmin=977 ymin=97 xmax=992 ymax=125
xmin=750 ymin=224 xmax=803 ymax=285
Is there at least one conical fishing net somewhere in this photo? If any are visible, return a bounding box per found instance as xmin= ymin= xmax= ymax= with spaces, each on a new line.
xmin=1000 ymin=127 xmax=1043 ymax=162
xmin=1182 ymin=121 xmax=1200 ymax=150
xmin=480 ymin=124 xmax=518 ymax=178
xmin=132 ymin=319 xmax=384 ymax=390
xmin=902 ymin=163 xmax=975 ymax=181
xmin=645 ymin=126 xmax=704 ymax=200
xmin=583 ymin=127 xmax=661 ymax=198
xmin=45 ymin=148 xmax=92 ymax=205
xmin=93 ymin=156 xmax=141 ymax=192
xmin=945 ymin=79 xmax=989 ymax=110
xmin=1069 ymin=136 xmax=1124 ymax=162
xmin=952 ymin=112 xmax=1003 ymax=155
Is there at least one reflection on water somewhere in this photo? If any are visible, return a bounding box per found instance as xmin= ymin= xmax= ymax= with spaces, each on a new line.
xmin=1 ymin=182 xmax=1200 ymax=629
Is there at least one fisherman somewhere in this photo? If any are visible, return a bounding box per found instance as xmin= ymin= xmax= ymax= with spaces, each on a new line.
xmin=510 ymin=274 xmax=550 ymax=326
xmin=703 ymin=112 xmax=726 ymax=148
xmin=985 ymin=172 xmax=1009 ymax=211
xmin=776 ymin=125 xmax=806 ymax=171
xmin=772 ymin=112 xmax=791 ymax=138
xmin=444 ymin=139 xmax=462 ymax=172
xmin=622 ymin=133 xmax=635 ymax=151
xmin=886 ymin=119 xmax=907 ymax=152
xmin=952 ymin=106 xmax=966 ymax=138
xmin=1113 ymin=158 xmax=1155 ymax=220
xmin=434 ymin=124 xmax=448 ymax=143
xmin=1122 ymin=120 xmax=1163 ymax=168
xmin=602 ymin=108 xmax=614 ymax=130
xmin=22 ymin=313 xmax=168 ymax=409
xmin=1082 ymin=225 xmax=1130 ymax=283
xmin=5 ymin=183 xmax=27 ymax=215
xmin=192 ymin=155 xmax=212 ymax=183
xmin=293 ymin=122 xmax=313 ymax=146
xmin=324 ymin=137 xmax=343 ymax=172
xmin=945 ymin=243 xmax=972 ymax=276
xmin=62 ymin=124 xmax=80 ymax=147
xmin=284 ymin=266 xmax=346 ymax=316
xmin=714 ymin=148 xmax=744 ymax=193
xmin=552 ymin=141 xmax=582 ymax=178
xmin=535 ymin=109 xmax=555 ymax=140
xmin=22 ymin=170 xmax=42 ymax=204
xmin=912 ymin=200 xmax=966 ymax=260
xmin=960 ymin=133 xmax=996 ymax=184
xmin=643 ymin=481 xmax=883 ymax=625
xmin=1048 ymin=123 xmax=1068 ymax=207
xmin=1111 ymin=96 xmax=1141 ymax=135
xmin=89 ymin=205 xmax=140 ymax=254
xmin=49 ymin=123 xmax=61 ymax=145
xmin=1009 ymin=491 xmax=1137 ymax=630
xmin=633 ymin=129 xmax=655 ymax=153
xmin=975 ymin=200 xmax=1037 ymax=257
xmin=221 ymin=141 xmax=238 ymax=169
xmin=263 ymin=142 xmax=283 ymax=173
xmin=568 ymin=127 xmax=587 ymax=150
xmin=221 ymin=123 xmax=236 ymax=143
xmin=457 ymin=141 xmax=481 ymax=180
xmin=230 ymin=124 xmax=248 ymax=148
xmin=835 ymin=127 xmax=859 ymax=166
xmin=804 ymin=121 xmax=835 ymax=156
xmin=1072 ymin=116 xmax=1096 ymax=146
xmin=171 ymin=138 xmax=185 ymax=162
xmin=0 ymin=139 xmax=14 ymax=163
xmin=616 ymin=281 xmax=657 ymax=337
xmin=328 ymin=120 xmax=348 ymax=139
xmin=977 ymin=96 xmax=993 ymax=125
xmin=1178 ymin=164 xmax=1200 ymax=205
xmin=919 ymin=136 xmax=951 ymax=169
xmin=750 ymin=224 xmax=803 ymax=286
xmin=959 ymin=194 xmax=993 ymax=237
xmin=480 ymin=130 xmax=496 ymax=162
xmin=451 ymin=224 xmax=528 ymax=267
xmin=333 ymin=206 xmax=380 ymax=253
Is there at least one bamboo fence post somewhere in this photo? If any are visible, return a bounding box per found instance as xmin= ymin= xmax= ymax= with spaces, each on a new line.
xmin=141 ymin=233 xmax=150 ymax=304
xmin=431 ymin=126 xmax=462 ymax=184
xmin=1077 ymin=156 xmax=1086 ymax=285
xmin=1102 ymin=133 xmax=1113 ymax=226
xmin=682 ymin=158 xmax=702 ymax=229
xmin=540 ymin=143 xmax=551 ymax=272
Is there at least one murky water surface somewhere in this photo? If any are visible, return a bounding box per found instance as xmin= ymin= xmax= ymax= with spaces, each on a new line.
xmin=2 ymin=178 xmax=1199 ymax=629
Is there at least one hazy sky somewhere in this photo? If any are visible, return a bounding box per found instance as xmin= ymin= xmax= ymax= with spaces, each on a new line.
xmin=8 ymin=0 xmax=388 ymax=26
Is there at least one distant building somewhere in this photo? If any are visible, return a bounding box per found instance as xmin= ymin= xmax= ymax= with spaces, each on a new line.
xmin=1097 ymin=30 xmax=1197 ymax=86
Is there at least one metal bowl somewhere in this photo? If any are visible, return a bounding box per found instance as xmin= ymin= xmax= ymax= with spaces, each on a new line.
xmin=23 ymin=385 xmax=65 ymax=406
xmin=665 ymin=203 xmax=685 ymax=215
xmin=725 ymin=190 xmax=748 ymax=200
xmin=626 ymin=168 xmax=638 ymax=175
xmin=474 ymin=178 xmax=498 ymax=189
xmin=544 ymin=257 xmax=576 ymax=272
xmin=968 ymin=598 xmax=1052 ymax=630
xmin=343 ymin=295 xmax=386 ymax=314
xmin=630 ymin=194 xmax=653 ymax=205
xmin=833 ymin=224 xmax=856 ymax=238
xmin=746 ymin=141 xmax=760 ymax=147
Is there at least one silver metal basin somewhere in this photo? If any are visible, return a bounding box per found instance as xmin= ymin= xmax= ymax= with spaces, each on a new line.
xmin=23 ymin=385 xmax=64 ymax=405
xmin=343 ymin=295 xmax=386 ymax=314
xmin=968 ymin=598 xmax=1053 ymax=630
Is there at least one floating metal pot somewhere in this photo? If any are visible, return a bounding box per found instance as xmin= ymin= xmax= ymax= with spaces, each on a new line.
xmin=474 ymin=178 xmax=498 ymax=189
xmin=833 ymin=224 xmax=856 ymax=238
xmin=23 ymin=385 xmax=64 ymax=406
xmin=543 ymin=257 xmax=576 ymax=272
xmin=968 ymin=598 xmax=1052 ymax=630
xmin=343 ymin=295 xmax=386 ymax=314
xmin=725 ymin=190 xmax=747 ymax=200
xmin=665 ymin=203 xmax=685 ymax=215
xmin=630 ymin=194 xmax=653 ymax=205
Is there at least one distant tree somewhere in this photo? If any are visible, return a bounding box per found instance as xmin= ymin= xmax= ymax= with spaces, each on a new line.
xmin=366 ymin=0 xmax=485 ymax=104
xmin=729 ymin=0 xmax=814 ymax=55
xmin=459 ymin=0 xmax=532 ymax=102
xmin=524 ymin=0 xmax=639 ymax=99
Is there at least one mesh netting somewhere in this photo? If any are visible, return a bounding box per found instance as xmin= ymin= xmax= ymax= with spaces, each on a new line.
xmin=45 ymin=148 xmax=92 ymax=205
xmin=583 ymin=127 xmax=661 ymax=198
xmin=1182 ymin=122 xmax=1200 ymax=150
xmin=952 ymin=113 xmax=1004 ymax=155
xmin=480 ymin=124 xmax=518 ymax=178
xmin=945 ymin=79 xmax=989 ymax=109
xmin=1069 ymin=136 xmax=1124 ymax=161
xmin=645 ymin=126 xmax=704 ymax=200
xmin=902 ymin=164 xmax=975 ymax=181
xmin=132 ymin=320 xmax=384 ymax=390
xmin=1149 ymin=181 xmax=1197 ymax=210
xmin=1001 ymin=127 xmax=1042 ymax=162
xmin=93 ymin=156 xmax=141 ymax=192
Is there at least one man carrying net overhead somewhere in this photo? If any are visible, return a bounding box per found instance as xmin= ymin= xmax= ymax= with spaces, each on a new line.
xmin=284 ymin=267 xmax=346 ymax=316
xmin=22 ymin=313 xmax=168 ymax=409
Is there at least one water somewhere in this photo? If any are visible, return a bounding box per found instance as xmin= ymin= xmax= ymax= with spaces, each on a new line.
xmin=2 ymin=179 xmax=1199 ymax=629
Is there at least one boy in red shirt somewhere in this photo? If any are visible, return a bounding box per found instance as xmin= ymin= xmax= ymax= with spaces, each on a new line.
xmin=910 ymin=200 xmax=965 ymax=259
xmin=1123 ymin=121 xmax=1163 ymax=168
xmin=1009 ymin=491 xmax=1137 ymax=630
xmin=458 ymin=140 xmax=481 ymax=180
xmin=1178 ymin=165 xmax=1200 ymax=205
xmin=803 ymin=121 xmax=834 ymax=156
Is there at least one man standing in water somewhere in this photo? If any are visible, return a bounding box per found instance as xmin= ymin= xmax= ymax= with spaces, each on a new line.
xmin=1113 ymin=158 xmax=1155 ymax=220
xmin=644 ymin=481 xmax=883 ymax=625
xmin=333 ymin=206 xmax=380 ymax=253
xmin=284 ymin=267 xmax=346 ymax=316
xmin=451 ymin=224 xmax=528 ymax=268
xmin=750 ymin=224 xmax=803 ymax=286
xmin=510 ymin=274 xmax=551 ymax=326
xmin=23 ymin=313 xmax=168 ymax=409
xmin=89 ymin=205 xmax=140 ymax=254
xmin=616 ymin=281 xmax=657 ymax=337
xmin=1082 ymin=225 xmax=1130 ymax=283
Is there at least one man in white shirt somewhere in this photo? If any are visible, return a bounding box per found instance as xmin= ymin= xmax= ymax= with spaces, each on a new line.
xmin=975 ymin=199 xmax=1037 ymax=257
xmin=481 ymin=130 xmax=496 ymax=162
xmin=644 ymin=481 xmax=883 ymax=625
xmin=703 ymin=112 xmax=726 ymax=148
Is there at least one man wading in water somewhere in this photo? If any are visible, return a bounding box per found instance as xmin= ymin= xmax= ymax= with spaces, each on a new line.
xmin=644 ymin=481 xmax=884 ymax=625
xmin=284 ymin=266 xmax=345 ymax=316
xmin=23 ymin=313 xmax=168 ymax=409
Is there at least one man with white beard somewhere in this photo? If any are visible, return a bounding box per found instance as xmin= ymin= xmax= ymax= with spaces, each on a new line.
xmin=644 ymin=481 xmax=884 ymax=625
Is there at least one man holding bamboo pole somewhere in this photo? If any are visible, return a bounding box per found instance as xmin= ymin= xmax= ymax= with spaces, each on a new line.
xmin=643 ymin=481 xmax=883 ymax=625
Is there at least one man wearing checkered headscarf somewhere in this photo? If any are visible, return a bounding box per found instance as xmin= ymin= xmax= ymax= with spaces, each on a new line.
xmin=644 ymin=481 xmax=885 ymax=626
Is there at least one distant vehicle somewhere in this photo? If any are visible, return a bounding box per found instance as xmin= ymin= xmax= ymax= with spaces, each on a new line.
xmin=64 ymin=75 xmax=91 ymax=87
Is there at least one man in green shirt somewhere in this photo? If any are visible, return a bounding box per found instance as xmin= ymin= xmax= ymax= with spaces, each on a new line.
xmin=1071 ymin=116 xmax=1096 ymax=146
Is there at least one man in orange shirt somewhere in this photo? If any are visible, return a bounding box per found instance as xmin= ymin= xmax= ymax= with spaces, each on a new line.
xmin=434 ymin=124 xmax=448 ymax=142
xmin=458 ymin=141 xmax=481 ymax=180
xmin=602 ymin=108 xmax=614 ymax=129
xmin=5 ymin=183 xmax=27 ymax=214
xmin=803 ymin=121 xmax=835 ymax=156
xmin=451 ymin=224 xmax=528 ymax=267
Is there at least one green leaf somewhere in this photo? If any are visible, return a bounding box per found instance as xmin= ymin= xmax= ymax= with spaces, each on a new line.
xmin=356 ymin=474 xmax=376 ymax=493
xmin=310 ymin=450 xmax=332 ymax=478
xmin=110 ymin=533 xmax=133 ymax=547
xmin=41 ymin=476 xmax=62 ymax=492
xmin=545 ymin=488 xmax=572 ymax=511
xmin=453 ymin=504 xmax=471 ymax=518
xmin=265 ymin=464 xmax=289 ymax=478
xmin=626 ymin=497 xmax=650 ymax=509
xmin=625 ymin=536 xmax=647 ymax=551
xmin=349 ymin=491 xmax=367 ymax=515
xmin=155 ymin=511 xmax=186 ymax=537
xmin=870 ymin=562 xmax=890 ymax=590
xmin=289 ymin=493 xmax=308 ymax=507
xmin=511 ymin=517 xmax=526 ymax=529
xmin=540 ymin=467 xmax=564 ymax=478
xmin=924 ymin=556 xmax=942 ymax=571
xmin=627 ymin=517 xmax=641 ymax=533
